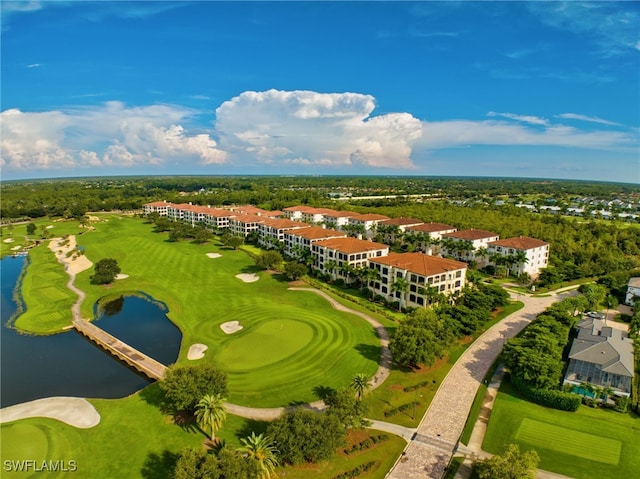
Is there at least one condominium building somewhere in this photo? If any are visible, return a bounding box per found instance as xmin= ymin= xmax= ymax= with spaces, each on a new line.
xmin=311 ymin=237 xmax=389 ymax=282
xmin=441 ymin=229 xmax=500 ymax=263
xmin=257 ymin=218 xmax=310 ymax=248
xmin=487 ymin=236 xmax=550 ymax=278
xmin=404 ymin=222 xmax=457 ymax=255
xmin=283 ymin=226 xmax=347 ymax=259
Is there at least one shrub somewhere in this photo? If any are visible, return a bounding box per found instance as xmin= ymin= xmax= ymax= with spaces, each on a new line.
xmin=510 ymin=375 xmax=580 ymax=412
xmin=333 ymin=461 xmax=376 ymax=479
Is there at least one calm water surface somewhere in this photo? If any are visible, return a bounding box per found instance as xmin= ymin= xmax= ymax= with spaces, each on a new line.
xmin=1 ymin=255 xmax=181 ymax=407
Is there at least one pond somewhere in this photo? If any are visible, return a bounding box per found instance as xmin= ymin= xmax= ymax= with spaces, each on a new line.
xmin=0 ymin=255 xmax=181 ymax=408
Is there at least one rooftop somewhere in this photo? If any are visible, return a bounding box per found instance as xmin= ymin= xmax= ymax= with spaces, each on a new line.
xmin=314 ymin=237 xmax=388 ymax=254
xmin=405 ymin=222 xmax=456 ymax=233
xmin=260 ymin=218 xmax=309 ymax=230
xmin=379 ymin=217 xmax=424 ymax=227
xmin=442 ymin=228 xmax=499 ymax=241
xmin=489 ymin=236 xmax=549 ymax=250
xmin=369 ymin=252 xmax=467 ymax=276
xmin=285 ymin=226 xmax=346 ymax=240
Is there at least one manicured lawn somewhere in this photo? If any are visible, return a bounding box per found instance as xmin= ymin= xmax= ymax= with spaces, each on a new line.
xmin=13 ymin=245 xmax=76 ymax=333
xmin=483 ymin=380 xmax=640 ymax=479
xmin=0 ymin=384 xmax=263 ymax=479
xmin=15 ymin=214 xmax=379 ymax=407
xmin=279 ymin=429 xmax=406 ymax=479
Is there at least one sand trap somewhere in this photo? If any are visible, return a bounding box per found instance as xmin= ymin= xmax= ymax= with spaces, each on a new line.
xmin=11 ymin=246 xmax=21 ymax=251
xmin=46 ymin=225 xmax=54 ymax=229
xmin=236 ymin=273 xmax=259 ymax=283
xmin=220 ymin=321 xmax=243 ymax=334
xmin=206 ymin=253 xmax=222 ymax=259
xmin=48 ymin=236 xmax=93 ymax=275
xmin=115 ymin=273 xmax=129 ymax=280
xmin=3 ymin=238 xmax=14 ymax=243
xmin=0 ymin=397 xmax=100 ymax=429
xmin=188 ymin=343 xmax=208 ymax=360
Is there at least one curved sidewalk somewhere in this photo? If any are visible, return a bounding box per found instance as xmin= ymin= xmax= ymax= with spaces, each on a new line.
xmin=387 ymin=289 xmax=577 ymax=479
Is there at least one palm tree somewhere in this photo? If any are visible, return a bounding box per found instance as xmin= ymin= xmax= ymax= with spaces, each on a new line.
xmin=601 ymin=386 xmax=615 ymax=405
xmin=340 ymin=262 xmax=355 ymax=285
xmin=238 ymin=432 xmax=279 ymax=479
xmin=603 ymin=294 xmax=617 ymax=323
xmin=350 ymin=373 xmax=370 ymax=399
xmin=512 ymin=250 xmax=529 ymax=276
xmin=391 ymin=276 xmax=409 ymax=310
xmin=475 ymin=247 xmax=488 ymax=266
xmin=325 ymin=259 xmax=338 ymax=282
xmin=195 ymin=394 xmax=227 ymax=442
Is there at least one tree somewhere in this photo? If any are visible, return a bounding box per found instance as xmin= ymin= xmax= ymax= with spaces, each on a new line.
xmin=227 ymin=235 xmax=244 ymax=250
xmin=195 ymin=394 xmax=227 ymax=442
xmin=256 ymin=250 xmax=283 ymax=270
xmin=284 ymin=261 xmax=307 ymax=281
xmin=391 ymin=276 xmax=409 ymax=310
xmin=26 ymin=223 xmax=36 ymax=235
xmin=238 ymin=432 xmax=278 ymax=479
xmin=325 ymin=259 xmax=338 ymax=282
xmin=390 ymin=308 xmax=453 ymax=368
xmin=266 ymin=409 xmax=345 ymax=465
xmin=475 ymin=444 xmax=539 ymax=479
xmin=173 ymin=447 xmax=219 ymax=479
xmin=603 ymin=294 xmax=617 ymax=322
xmin=160 ymin=364 xmax=228 ymax=413
xmin=350 ymin=373 xmax=370 ymax=399
xmin=90 ymin=258 xmax=121 ymax=285
xmin=578 ymin=283 xmax=607 ymax=311
xmin=195 ymin=227 xmax=213 ymax=244
xmin=325 ymin=387 xmax=370 ymax=429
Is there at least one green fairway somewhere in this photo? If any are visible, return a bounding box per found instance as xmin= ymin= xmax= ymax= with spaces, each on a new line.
xmin=516 ymin=418 xmax=621 ymax=465
xmin=14 ymin=214 xmax=379 ymax=407
xmin=483 ymin=380 xmax=640 ymax=478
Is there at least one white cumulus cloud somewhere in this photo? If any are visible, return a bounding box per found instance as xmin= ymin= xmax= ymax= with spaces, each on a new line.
xmin=0 ymin=102 xmax=226 ymax=172
xmin=215 ymin=89 xmax=422 ymax=168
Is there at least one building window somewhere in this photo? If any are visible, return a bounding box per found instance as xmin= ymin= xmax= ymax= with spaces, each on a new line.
xmin=381 ymin=286 xmax=388 ymax=294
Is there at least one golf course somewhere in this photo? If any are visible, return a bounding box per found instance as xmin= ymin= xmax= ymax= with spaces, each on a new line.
xmin=11 ymin=214 xmax=380 ymax=407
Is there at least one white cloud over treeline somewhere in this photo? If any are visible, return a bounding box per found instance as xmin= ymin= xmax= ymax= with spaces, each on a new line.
xmin=1 ymin=90 xmax=636 ymax=174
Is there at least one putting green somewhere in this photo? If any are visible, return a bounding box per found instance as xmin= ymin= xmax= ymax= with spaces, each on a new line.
xmin=516 ymin=418 xmax=621 ymax=465
xmin=217 ymin=319 xmax=314 ymax=370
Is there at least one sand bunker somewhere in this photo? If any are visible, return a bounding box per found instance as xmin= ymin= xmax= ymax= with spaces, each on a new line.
xmin=188 ymin=343 xmax=208 ymax=360
xmin=11 ymin=246 xmax=21 ymax=251
xmin=0 ymin=397 xmax=100 ymax=429
xmin=115 ymin=274 xmax=129 ymax=280
xmin=220 ymin=321 xmax=243 ymax=334
xmin=206 ymin=253 xmax=222 ymax=259
xmin=48 ymin=236 xmax=93 ymax=275
xmin=3 ymin=238 xmax=14 ymax=243
xmin=46 ymin=225 xmax=54 ymax=229
xmin=236 ymin=273 xmax=259 ymax=283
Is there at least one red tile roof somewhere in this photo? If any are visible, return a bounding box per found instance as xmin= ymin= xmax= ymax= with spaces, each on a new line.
xmin=283 ymin=205 xmax=317 ymax=212
xmin=489 ymin=236 xmax=549 ymax=250
xmin=285 ymin=226 xmax=346 ymax=240
xmin=322 ymin=210 xmax=360 ymax=219
xmin=350 ymin=213 xmax=390 ymax=222
xmin=260 ymin=218 xmax=309 ymax=230
xmin=314 ymin=237 xmax=388 ymax=254
xmin=379 ymin=217 xmax=423 ymax=227
xmin=442 ymin=229 xmax=498 ymax=240
xmin=369 ymin=252 xmax=467 ymax=276
xmin=229 ymin=214 xmax=265 ymax=224
xmin=144 ymin=201 xmax=169 ymax=207
xmin=405 ymin=222 xmax=456 ymax=233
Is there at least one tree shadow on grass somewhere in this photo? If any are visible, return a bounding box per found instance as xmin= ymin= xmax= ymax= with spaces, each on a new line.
xmin=235 ymin=418 xmax=269 ymax=440
xmin=140 ymin=450 xmax=179 ymax=479
xmin=139 ymin=383 xmax=165 ymax=409
xmin=240 ymin=264 xmax=263 ymax=275
xmin=312 ymin=385 xmax=337 ymax=401
xmin=355 ymin=343 xmax=381 ymax=362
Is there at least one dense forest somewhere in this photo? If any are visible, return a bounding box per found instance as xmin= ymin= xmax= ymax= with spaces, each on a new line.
xmin=2 ymin=176 xmax=639 ymax=289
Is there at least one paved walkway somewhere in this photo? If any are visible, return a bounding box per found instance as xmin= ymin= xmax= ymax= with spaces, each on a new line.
xmin=387 ymin=288 xmax=578 ymax=479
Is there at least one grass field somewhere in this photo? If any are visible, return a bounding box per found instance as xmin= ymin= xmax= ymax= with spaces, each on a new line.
xmin=14 ymin=214 xmax=379 ymax=407
xmin=483 ymin=380 xmax=640 ymax=478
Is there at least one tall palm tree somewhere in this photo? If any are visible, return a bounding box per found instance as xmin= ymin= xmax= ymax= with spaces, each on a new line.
xmin=238 ymin=432 xmax=279 ymax=479
xmin=325 ymin=259 xmax=338 ymax=282
xmin=512 ymin=250 xmax=529 ymax=276
xmin=350 ymin=373 xmax=370 ymax=399
xmin=603 ymin=294 xmax=617 ymax=323
xmin=195 ymin=394 xmax=227 ymax=442
xmin=392 ymin=276 xmax=410 ymax=310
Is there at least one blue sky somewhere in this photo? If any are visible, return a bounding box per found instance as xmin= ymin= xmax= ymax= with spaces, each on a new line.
xmin=2 ymin=1 xmax=639 ymax=183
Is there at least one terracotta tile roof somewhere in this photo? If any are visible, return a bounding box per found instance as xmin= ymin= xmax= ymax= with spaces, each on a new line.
xmin=442 ymin=229 xmax=498 ymax=241
xmin=260 ymin=218 xmax=309 ymax=230
xmin=314 ymin=237 xmax=388 ymax=254
xmin=285 ymin=226 xmax=346 ymax=240
xmin=379 ymin=217 xmax=424 ymax=227
xmin=283 ymin=205 xmax=317 ymax=212
xmin=369 ymin=252 xmax=467 ymax=276
xmin=488 ymin=236 xmax=549 ymax=250
xmin=350 ymin=213 xmax=390 ymax=222
xmin=229 ymin=214 xmax=265 ymax=224
xmin=405 ymin=222 xmax=456 ymax=233
xmin=206 ymin=208 xmax=235 ymax=218
xmin=144 ymin=201 xmax=170 ymax=207
xmin=322 ymin=210 xmax=360 ymax=219
xmin=268 ymin=210 xmax=284 ymax=217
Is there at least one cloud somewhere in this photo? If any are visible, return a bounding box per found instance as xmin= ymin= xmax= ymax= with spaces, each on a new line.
xmin=215 ymin=89 xmax=422 ymax=168
xmin=0 ymin=102 xmax=226 ymax=172
xmin=528 ymin=2 xmax=640 ymax=56
xmin=556 ymin=113 xmax=622 ymax=127
xmin=487 ymin=111 xmax=550 ymax=126
xmin=26 ymin=63 xmax=42 ymax=68
xmin=417 ymin=118 xmax=637 ymax=152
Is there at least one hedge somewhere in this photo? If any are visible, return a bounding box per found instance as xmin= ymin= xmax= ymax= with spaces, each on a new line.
xmin=332 ymin=461 xmax=376 ymax=479
xmin=510 ymin=375 xmax=581 ymax=412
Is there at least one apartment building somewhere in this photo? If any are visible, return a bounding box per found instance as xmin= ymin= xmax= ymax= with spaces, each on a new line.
xmin=487 ymin=236 xmax=550 ymax=278
xmin=441 ymin=229 xmax=500 ymax=264
xmin=257 ymin=218 xmax=310 ymax=248
xmin=311 ymin=237 xmax=389 ymax=282
xmin=228 ymin=214 xmax=266 ymax=237
xmin=404 ymin=222 xmax=457 ymax=255
xmin=283 ymin=226 xmax=347 ymax=259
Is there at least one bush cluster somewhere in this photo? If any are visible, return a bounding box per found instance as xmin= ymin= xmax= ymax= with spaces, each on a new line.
xmin=510 ymin=375 xmax=580 ymax=412
xmin=384 ymin=401 xmax=420 ymax=417
xmin=332 ymin=461 xmax=376 ymax=479
xmin=343 ymin=434 xmax=389 ymax=455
